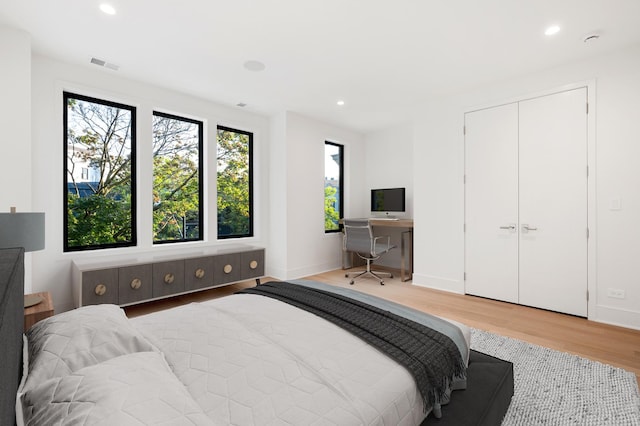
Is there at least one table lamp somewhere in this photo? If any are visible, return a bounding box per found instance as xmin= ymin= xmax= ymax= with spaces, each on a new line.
xmin=0 ymin=207 xmax=45 ymax=307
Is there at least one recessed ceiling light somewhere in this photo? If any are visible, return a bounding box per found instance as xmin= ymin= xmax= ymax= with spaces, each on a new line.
xmin=99 ymin=4 xmax=116 ymax=15
xmin=243 ymin=60 xmax=266 ymax=72
xmin=336 ymin=100 xmax=345 ymax=106
xmin=545 ymin=25 xmax=560 ymax=36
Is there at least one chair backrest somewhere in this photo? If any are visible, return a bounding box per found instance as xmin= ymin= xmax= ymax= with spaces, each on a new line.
xmin=343 ymin=219 xmax=373 ymax=256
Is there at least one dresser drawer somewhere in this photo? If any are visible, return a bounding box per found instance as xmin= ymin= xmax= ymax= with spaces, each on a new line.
xmin=184 ymin=256 xmax=214 ymax=291
xmin=152 ymin=260 xmax=185 ymax=298
xmin=119 ymin=264 xmax=153 ymax=305
xmin=82 ymin=269 xmax=118 ymax=306
xmin=241 ymin=249 xmax=264 ymax=279
xmin=213 ymin=253 xmax=241 ymax=285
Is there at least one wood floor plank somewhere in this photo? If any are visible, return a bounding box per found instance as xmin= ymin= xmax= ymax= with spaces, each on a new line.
xmin=124 ymin=270 xmax=640 ymax=384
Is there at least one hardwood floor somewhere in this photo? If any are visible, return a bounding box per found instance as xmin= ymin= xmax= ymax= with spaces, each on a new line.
xmin=125 ymin=269 xmax=640 ymax=384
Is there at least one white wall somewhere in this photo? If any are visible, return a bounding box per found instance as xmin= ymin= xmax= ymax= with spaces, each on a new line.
xmin=413 ymin=100 xmax=463 ymax=292
xmin=268 ymin=112 xmax=366 ymax=279
xmin=0 ymin=26 xmax=35 ymax=290
xmin=413 ymin=44 xmax=640 ymax=330
xmin=364 ymin=124 xmax=414 ymax=269
xmin=0 ymin=27 xmax=31 ymax=211
xmin=268 ymin=111 xmax=288 ymax=278
xmin=30 ymin=54 xmax=270 ymax=313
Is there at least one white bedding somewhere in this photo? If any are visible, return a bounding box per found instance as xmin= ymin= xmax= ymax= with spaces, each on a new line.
xmin=20 ymin=285 xmax=470 ymax=426
xmin=21 ymin=352 xmax=212 ymax=426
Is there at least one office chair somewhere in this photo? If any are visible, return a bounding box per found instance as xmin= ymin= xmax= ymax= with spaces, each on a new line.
xmin=343 ymin=219 xmax=396 ymax=285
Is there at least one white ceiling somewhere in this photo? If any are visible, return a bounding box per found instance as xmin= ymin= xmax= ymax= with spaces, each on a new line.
xmin=2 ymin=0 xmax=640 ymax=133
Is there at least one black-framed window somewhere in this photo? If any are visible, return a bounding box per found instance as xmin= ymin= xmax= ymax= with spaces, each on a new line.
xmin=64 ymin=92 xmax=137 ymax=251
xmin=152 ymin=112 xmax=203 ymax=244
xmin=324 ymin=141 xmax=344 ymax=232
xmin=217 ymin=126 xmax=253 ymax=238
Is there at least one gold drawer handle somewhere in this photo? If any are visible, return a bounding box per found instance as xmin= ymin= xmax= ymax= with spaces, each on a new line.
xmin=164 ymin=273 xmax=175 ymax=284
xmin=223 ymin=264 xmax=233 ymax=274
xmin=194 ymin=268 xmax=205 ymax=279
xmin=249 ymin=260 xmax=258 ymax=270
xmin=95 ymin=284 xmax=107 ymax=296
xmin=130 ymin=278 xmax=142 ymax=290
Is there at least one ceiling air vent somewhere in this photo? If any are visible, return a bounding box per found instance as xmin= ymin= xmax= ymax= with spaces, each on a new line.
xmin=90 ymin=57 xmax=119 ymax=71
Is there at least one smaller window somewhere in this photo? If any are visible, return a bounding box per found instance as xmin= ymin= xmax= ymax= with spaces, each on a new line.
xmin=324 ymin=142 xmax=344 ymax=232
xmin=217 ymin=126 xmax=253 ymax=239
xmin=152 ymin=112 xmax=203 ymax=244
xmin=81 ymin=168 xmax=89 ymax=180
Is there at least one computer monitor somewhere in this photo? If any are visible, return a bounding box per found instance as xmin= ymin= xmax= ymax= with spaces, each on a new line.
xmin=371 ymin=187 xmax=405 ymax=213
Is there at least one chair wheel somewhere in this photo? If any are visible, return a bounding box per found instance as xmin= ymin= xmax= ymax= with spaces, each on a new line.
xmin=345 ymin=273 xmax=349 ymax=278
xmin=389 ymin=275 xmax=393 ymax=278
xmin=349 ymin=280 xmax=354 ymax=285
xmin=380 ymin=281 xmax=385 ymax=286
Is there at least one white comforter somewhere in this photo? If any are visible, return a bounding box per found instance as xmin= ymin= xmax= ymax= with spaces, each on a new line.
xmin=20 ymin=287 xmax=470 ymax=426
xmin=132 ymin=294 xmax=428 ymax=425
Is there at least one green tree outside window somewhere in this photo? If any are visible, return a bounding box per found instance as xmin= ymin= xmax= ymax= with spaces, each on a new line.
xmin=64 ymin=93 xmax=136 ymax=251
xmin=152 ymin=112 xmax=203 ymax=243
xmin=217 ymin=126 xmax=253 ymax=238
xmin=325 ymin=142 xmax=343 ymax=232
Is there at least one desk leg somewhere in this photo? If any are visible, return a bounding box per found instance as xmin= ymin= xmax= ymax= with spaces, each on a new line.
xmin=401 ymin=230 xmax=413 ymax=282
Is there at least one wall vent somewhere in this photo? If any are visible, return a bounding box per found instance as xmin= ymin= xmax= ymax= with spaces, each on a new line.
xmin=90 ymin=57 xmax=119 ymax=71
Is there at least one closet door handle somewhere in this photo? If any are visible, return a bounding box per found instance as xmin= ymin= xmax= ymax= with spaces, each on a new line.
xmin=499 ymin=224 xmax=516 ymax=231
xmin=521 ymin=224 xmax=538 ymax=233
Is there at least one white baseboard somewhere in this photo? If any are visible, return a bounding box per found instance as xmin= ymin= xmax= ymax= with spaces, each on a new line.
xmin=412 ymin=273 xmax=464 ymax=294
xmin=591 ymin=304 xmax=640 ymax=331
xmin=280 ymin=262 xmax=342 ymax=281
xmin=265 ymin=265 xmax=287 ymax=280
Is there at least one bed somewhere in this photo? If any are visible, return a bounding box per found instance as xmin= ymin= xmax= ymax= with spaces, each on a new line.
xmin=1 ymin=249 xmax=513 ymax=425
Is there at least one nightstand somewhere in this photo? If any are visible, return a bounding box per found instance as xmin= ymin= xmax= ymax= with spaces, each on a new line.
xmin=24 ymin=292 xmax=54 ymax=331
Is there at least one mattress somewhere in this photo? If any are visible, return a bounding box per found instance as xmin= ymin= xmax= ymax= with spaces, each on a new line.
xmin=19 ymin=282 xmax=470 ymax=426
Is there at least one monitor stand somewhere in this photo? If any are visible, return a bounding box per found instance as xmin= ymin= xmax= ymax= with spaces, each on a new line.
xmin=371 ymin=213 xmax=399 ymax=220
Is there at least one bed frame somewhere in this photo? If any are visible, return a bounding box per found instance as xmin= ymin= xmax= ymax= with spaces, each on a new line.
xmin=0 ymin=247 xmax=513 ymax=425
xmin=0 ymin=248 xmax=24 ymax=426
xmin=422 ymin=350 xmax=514 ymax=425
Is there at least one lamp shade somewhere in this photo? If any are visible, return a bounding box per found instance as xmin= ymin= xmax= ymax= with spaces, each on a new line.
xmin=0 ymin=213 xmax=45 ymax=252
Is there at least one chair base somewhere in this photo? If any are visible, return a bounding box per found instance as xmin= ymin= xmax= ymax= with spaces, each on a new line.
xmin=345 ymin=264 xmax=393 ymax=286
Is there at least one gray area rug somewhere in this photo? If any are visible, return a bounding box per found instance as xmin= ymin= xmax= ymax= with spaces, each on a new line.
xmin=470 ymin=328 xmax=640 ymax=425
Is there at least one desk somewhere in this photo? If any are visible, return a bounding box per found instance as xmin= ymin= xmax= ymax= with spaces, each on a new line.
xmin=342 ymin=219 xmax=414 ymax=282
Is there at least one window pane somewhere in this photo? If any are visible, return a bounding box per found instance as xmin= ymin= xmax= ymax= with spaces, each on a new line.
xmin=64 ymin=92 xmax=136 ymax=251
xmin=325 ymin=142 xmax=343 ymax=232
xmin=152 ymin=112 xmax=203 ymax=243
xmin=217 ymin=126 xmax=253 ymax=238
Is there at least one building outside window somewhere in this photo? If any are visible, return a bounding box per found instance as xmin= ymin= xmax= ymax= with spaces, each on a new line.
xmin=64 ymin=92 xmax=137 ymax=251
xmin=217 ymin=126 xmax=253 ymax=238
xmin=325 ymin=141 xmax=343 ymax=232
xmin=152 ymin=112 xmax=203 ymax=243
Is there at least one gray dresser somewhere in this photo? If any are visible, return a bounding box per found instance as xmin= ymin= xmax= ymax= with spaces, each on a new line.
xmin=72 ymin=245 xmax=264 ymax=307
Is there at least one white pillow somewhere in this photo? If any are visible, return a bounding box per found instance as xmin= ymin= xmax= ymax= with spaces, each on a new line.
xmin=23 ymin=304 xmax=157 ymax=393
xmin=21 ymin=352 xmax=214 ymax=426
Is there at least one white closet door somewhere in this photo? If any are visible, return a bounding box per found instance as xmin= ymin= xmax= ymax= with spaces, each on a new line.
xmin=464 ymin=103 xmax=519 ymax=303
xmin=518 ymin=88 xmax=588 ymax=316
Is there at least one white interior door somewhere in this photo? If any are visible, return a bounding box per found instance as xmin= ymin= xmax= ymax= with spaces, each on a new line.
xmin=464 ymin=103 xmax=519 ymax=303
xmin=518 ymin=88 xmax=588 ymax=316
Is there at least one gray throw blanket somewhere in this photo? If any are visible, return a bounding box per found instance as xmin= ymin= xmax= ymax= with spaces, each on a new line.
xmin=237 ymin=281 xmax=466 ymax=412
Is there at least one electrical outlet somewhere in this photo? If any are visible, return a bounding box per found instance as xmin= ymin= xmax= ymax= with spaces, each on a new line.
xmin=607 ymin=288 xmax=626 ymax=299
